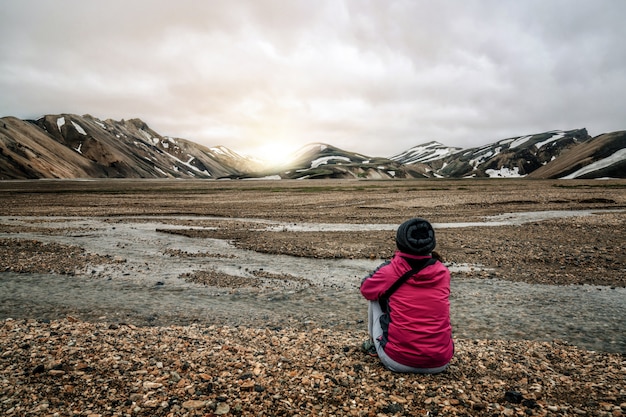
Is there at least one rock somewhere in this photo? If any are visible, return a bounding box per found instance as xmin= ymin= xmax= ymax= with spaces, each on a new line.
xmin=142 ymin=381 xmax=162 ymax=389
xmin=32 ymin=364 xmax=45 ymax=374
xmin=504 ymin=390 xmax=524 ymax=404
xmin=389 ymin=394 xmax=407 ymax=404
xmin=182 ymin=400 xmax=207 ymax=410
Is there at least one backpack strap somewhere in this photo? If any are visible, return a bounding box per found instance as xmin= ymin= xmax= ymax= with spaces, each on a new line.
xmin=381 ymin=257 xmax=437 ymax=304
xmin=378 ymin=257 xmax=437 ymax=349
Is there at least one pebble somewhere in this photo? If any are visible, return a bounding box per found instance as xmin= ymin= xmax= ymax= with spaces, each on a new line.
xmin=1 ymin=318 xmax=624 ymax=416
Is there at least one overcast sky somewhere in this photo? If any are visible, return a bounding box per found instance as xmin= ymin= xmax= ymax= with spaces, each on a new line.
xmin=1 ymin=0 xmax=625 ymax=161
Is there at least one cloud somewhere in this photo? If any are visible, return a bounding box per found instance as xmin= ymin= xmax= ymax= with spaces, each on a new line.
xmin=1 ymin=0 xmax=626 ymax=158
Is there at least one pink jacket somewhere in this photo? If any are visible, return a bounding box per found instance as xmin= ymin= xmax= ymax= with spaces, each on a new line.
xmin=360 ymin=251 xmax=453 ymax=368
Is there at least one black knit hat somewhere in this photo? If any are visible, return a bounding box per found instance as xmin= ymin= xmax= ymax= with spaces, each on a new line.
xmin=395 ymin=218 xmax=436 ymax=255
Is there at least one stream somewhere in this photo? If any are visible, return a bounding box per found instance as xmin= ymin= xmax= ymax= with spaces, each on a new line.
xmin=1 ymin=211 xmax=624 ymax=354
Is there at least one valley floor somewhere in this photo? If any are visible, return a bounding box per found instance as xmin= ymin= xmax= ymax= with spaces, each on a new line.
xmin=0 ymin=178 xmax=625 ymax=416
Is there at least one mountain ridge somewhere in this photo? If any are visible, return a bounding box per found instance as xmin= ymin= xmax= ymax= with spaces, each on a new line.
xmin=1 ymin=113 xmax=624 ymax=180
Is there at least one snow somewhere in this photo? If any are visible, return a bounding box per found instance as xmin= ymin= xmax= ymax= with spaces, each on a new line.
xmin=56 ymin=117 xmax=65 ymax=131
xmin=509 ymin=135 xmax=532 ymax=149
xmin=244 ymin=175 xmax=282 ymax=180
xmin=535 ymin=132 xmax=565 ymax=149
xmin=310 ymin=156 xmax=350 ymax=168
xmin=210 ymin=147 xmax=226 ymax=156
xmin=162 ymin=148 xmax=211 ymax=176
xmin=387 ymin=171 xmax=396 ymax=177
xmin=71 ymin=121 xmax=87 ymax=135
xmin=392 ymin=142 xmax=461 ymax=164
xmin=94 ymin=120 xmax=106 ymax=129
xmin=412 ymin=148 xmax=457 ymax=164
xmin=485 ymin=166 xmax=524 ymax=178
xmin=139 ymin=130 xmax=152 ymax=141
xmin=292 ymin=143 xmax=328 ymax=160
xmin=561 ymin=148 xmax=626 ymax=179
xmin=74 ymin=143 xmax=82 ymax=154
xmin=209 ymin=146 xmax=246 ymax=161
xmin=469 ymin=150 xmax=494 ymax=168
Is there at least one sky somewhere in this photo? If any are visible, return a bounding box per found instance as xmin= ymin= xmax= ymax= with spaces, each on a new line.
xmin=1 ymin=0 xmax=625 ymax=163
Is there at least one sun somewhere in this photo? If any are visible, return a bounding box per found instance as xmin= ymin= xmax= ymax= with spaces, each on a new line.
xmin=254 ymin=142 xmax=297 ymax=168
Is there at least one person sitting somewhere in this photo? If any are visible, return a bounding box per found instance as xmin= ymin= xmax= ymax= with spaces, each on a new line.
xmin=360 ymin=217 xmax=454 ymax=373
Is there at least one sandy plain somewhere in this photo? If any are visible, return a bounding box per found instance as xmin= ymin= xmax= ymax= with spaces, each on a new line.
xmin=0 ymin=178 xmax=625 ymax=416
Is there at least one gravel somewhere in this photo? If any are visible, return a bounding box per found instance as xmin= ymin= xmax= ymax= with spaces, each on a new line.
xmin=1 ymin=318 xmax=625 ymax=417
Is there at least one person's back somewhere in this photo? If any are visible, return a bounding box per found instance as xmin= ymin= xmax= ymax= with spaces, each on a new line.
xmin=360 ymin=218 xmax=453 ymax=373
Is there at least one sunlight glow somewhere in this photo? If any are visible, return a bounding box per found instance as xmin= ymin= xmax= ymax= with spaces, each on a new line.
xmin=253 ymin=142 xmax=298 ymax=168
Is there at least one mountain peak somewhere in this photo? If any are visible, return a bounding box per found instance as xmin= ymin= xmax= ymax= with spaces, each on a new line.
xmin=391 ymin=141 xmax=462 ymax=164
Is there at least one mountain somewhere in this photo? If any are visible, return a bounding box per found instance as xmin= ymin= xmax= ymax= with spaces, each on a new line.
xmin=0 ymin=114 xmax=261 ymax=180
xmin=277 ymin=143 xmax=428 ymax=179
xmin=390 ymin=141 xmax=462 ymax=165
xmin=277 ymin=129 xmax=623 ymax=180
xmin=434 ymin=129 xmax=593 ymax=178
xmin=1 ymin=113 xmax=624 ymax=180
xmin=417 ymin=128 xmax=624 ymax=179
xmin=527 ymin=131 xmax=626 ymax=179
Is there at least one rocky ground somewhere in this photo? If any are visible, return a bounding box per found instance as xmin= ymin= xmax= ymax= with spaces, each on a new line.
xmin=1 ymin=178 xmax=625 ymax=416
xmin=1 ymin=318 xmax=625 ymax=417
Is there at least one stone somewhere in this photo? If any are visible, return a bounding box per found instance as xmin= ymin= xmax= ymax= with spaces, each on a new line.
xmin=215 ymin=403 xmax=230 ymax=415
xmin=182 ymin=400 xmax=207 ymax=410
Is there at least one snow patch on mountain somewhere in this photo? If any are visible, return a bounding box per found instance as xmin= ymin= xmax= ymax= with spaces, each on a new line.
xmin=535 ymin=132 xmax=565 ymax=149
xmin=485 ymin=167 xmax=523 ymax=178
xmin=390 ymin=141 xmax=461 ymax=164
xmin=71 ymin=121 xmax=87 ymax=135
xmin=561 ymin=148 xmax=626 ymax=179
xmin=163 ymin=149 xmax=211 ymax=177
xmin=510 ymin=135 xmax=532 ymax=149
xmin=311 ymin=156 xmax=351 ymax=168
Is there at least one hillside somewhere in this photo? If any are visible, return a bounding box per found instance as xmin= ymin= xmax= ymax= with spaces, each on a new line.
xmin=278 ymin=143 xmax=428 ymax=180
xmin=1 ymin=114 xmax=624 ymax=180
xmin=528 ymin=131 xmax=626 ymax=179
xmin=0 ymin=114 xmax=261 ymax=180
xmin=436 ymin=129 xmax=592 ymax=178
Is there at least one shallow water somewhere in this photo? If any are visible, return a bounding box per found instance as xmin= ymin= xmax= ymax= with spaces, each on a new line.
xmin=1 ymin=212 xmax=624 ymax=354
